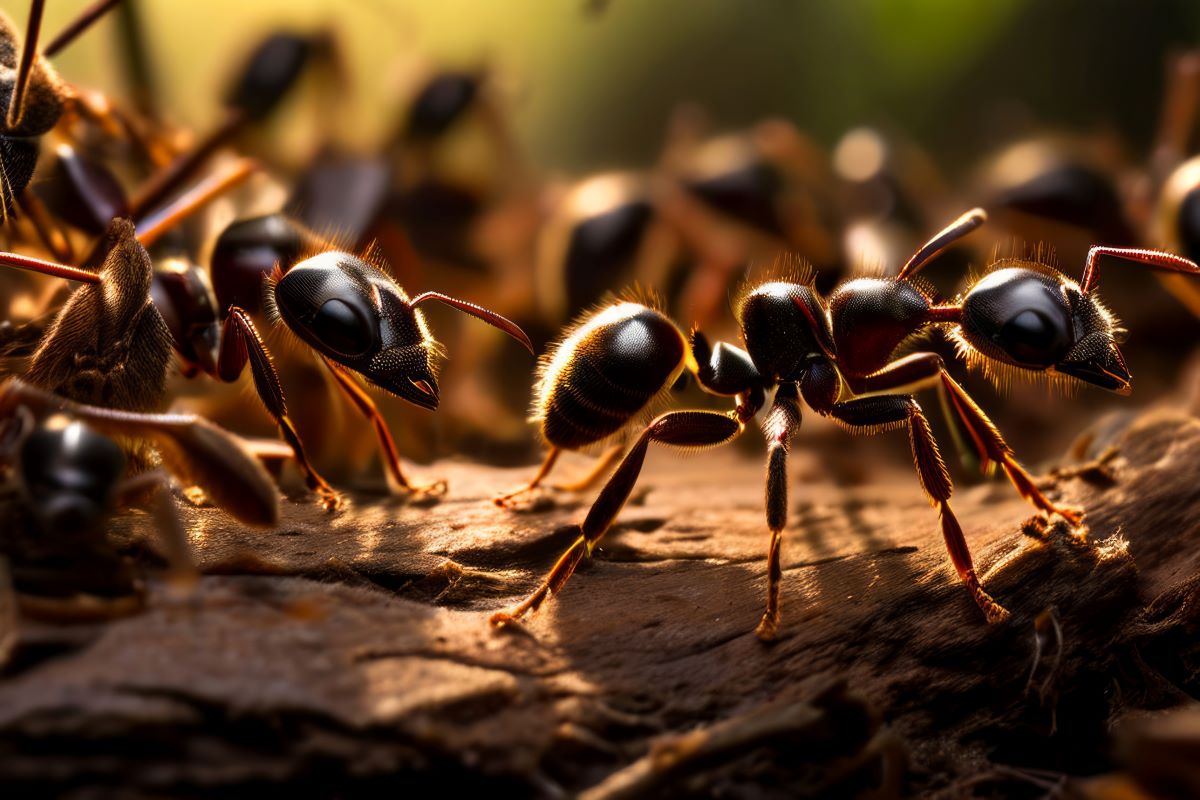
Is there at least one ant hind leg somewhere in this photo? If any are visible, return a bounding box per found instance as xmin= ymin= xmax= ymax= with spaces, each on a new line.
xmin=491 ymin=409 xmax=743 ymax=628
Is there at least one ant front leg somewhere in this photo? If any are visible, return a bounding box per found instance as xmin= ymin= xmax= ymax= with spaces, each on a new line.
xmin=757 ymin=383 xmax=802 ymax=641
xmin=812 ymin=381 xmax=1009 ymax=624
xmin=320 ymin=358 xmax=447 ymax=498
xmin=850 ymin=353 xmax=1083 ymax=524
xmin=938 ymin=373 xmax=1083 ymax=525
xmin=218 ymin=308 xmax=343 ymax=511
xmin=491 ymin=409 xmax=744 ymax=629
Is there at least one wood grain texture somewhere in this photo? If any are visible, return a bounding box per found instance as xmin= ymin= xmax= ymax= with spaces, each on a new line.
xmin=1 ymin=407 xmax=1199 ymax=797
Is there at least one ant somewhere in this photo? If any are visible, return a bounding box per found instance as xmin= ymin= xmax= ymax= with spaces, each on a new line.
xmin=0 ymin=376 xmax=278 ymax=620
xmin=217 ymin=242 xmax=534 ymax=508
xmin=535 ymin=115 xmax=838 ymax=330
xmin=491 ymin=208 xmax=1200 ymax=641
xmin=0 ymin=160 xmax=259 ymax=424
xmin=4 ymin=208 xmax=535 ymax=508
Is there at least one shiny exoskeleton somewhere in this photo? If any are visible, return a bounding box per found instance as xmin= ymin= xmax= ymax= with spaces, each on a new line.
xmin=536 ymin=173 xmax=657 ymax=324
xmin=0 ymin=377 xmax=279 ymax=619
xmin=493 ymin=299 xmax=687 ymax=507
xmin=492 ymin=208 xmax=1200 ymax=641
xmin=213 ymin=243 xmax=535 ymax=509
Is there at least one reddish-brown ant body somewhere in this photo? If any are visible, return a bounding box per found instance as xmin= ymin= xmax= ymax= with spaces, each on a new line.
xmin=492 ymin=208 xmax=1200 ymax=640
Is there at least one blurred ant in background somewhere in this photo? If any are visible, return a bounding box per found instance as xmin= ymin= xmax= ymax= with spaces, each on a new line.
xmin=0 ymin=376 xmax=277 ymax=621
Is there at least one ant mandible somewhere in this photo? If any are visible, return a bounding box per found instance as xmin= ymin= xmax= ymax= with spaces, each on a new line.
xmin=492 ymin=208 xmax=1200 ymax=641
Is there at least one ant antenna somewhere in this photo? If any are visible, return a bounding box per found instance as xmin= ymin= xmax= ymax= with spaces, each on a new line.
xmin=7 ymin=0 xmax=47 ymax=130
xmin=896 ymin=207 xmax=987 ymax=281
xmin=42 ymin=0 xmax=123 ymax=57
xmin=409 ymin=291 xmax=534 ymax=354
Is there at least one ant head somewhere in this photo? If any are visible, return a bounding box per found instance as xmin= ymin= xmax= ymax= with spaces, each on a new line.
xmin=273 ymin=251 xmax=440 ymax=410
xmin=957 ymin=263 xmax=1130 ymax=394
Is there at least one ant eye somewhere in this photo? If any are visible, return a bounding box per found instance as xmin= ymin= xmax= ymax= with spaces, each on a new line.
xmin=997 ymin=308 xmax=1070 ymax=366
xmin=312 ymin=298 xmax=373 ymax=357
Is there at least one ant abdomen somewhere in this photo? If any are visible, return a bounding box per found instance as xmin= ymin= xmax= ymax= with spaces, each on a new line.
xmin=1158 ymin=157 xmax=1200 ymax=263
xmin=19 ymin=421 xmax=125 ymax=535
xmin=536 ymin=303 xmax=686 ymax=450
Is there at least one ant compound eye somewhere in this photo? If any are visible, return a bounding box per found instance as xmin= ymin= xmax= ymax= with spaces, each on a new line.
xmin=997 ymin=308 xmax=1071 ymax=366
xmin=313 ymin=297 xmax=374 ymax=357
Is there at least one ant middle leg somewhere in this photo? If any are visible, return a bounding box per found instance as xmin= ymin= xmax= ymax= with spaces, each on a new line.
xmin=491 ymin=409 xmax=744 ymax=628
xmin=757 ymin=383 xmax=802 ymax=641
xmin=828 ymin=394 xmax=1010 ymax=624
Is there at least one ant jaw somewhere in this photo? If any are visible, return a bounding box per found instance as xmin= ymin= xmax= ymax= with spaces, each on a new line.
xmin=378 ymin=375 xmax=439 ymax=411
xmin=1054 ymin=339 xmax=1132 ymax=395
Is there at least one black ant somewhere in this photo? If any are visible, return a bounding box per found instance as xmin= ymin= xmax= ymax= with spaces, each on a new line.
xmin=492 ymin=208 xmax=1200 ymax=641
xmin=4 ymin=207 xmax=535 ymax=507
xmin=0 ymin=376 xmax=278 ymax=620
xmin=219 ymin=244 xmax=534 ymax=508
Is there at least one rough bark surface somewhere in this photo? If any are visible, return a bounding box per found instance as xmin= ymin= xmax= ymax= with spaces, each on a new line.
xmin=2 ymin=407 xmax=1199 ymax=798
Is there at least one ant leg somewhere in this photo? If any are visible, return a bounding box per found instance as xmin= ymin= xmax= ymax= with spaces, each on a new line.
xmin=844 ymin=352 xmax=945 ymax=395
xmin=0 ymin=377 xmax=279 ymax=527
xmin=829 ymin=394 xmax=1009 ymax=624
xmin=552 ymin=443 xmax=625 ymax=492
xmin=113 ymin=468 xmax=198 ymax=590
xmin=218 ymin=308 xmax=342 ymax=511
xmin=939 ymin=373 xmax=1083 ymax=525
xmin=320 ymin=357 xmax=447 ymax=498
xmin=494 ymin=447 xmax=561 ymax=508
xmin=133 ymin=158 xmax=257 ymax=246
xmin=127 ymin=110 xmax=249 ymax=219
xmin=42 ymin=0 xmax=123 ymax=57
xmin=491 ymin=409 xmax=744 ymax=628
xmin=757 ymin=383 xmax=802 ymax=641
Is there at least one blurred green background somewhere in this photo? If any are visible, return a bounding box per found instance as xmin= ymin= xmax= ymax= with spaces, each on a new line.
xmin=28 ymin=0 xmax=1200 ymax=174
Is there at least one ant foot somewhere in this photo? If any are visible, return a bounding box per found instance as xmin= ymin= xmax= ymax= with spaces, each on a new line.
xmin=318 ymin=489 xmax=346 ymax=512
xmin=1054 ymin=505 xmax=1085 ymax=527
xmin=489 ymin=609 xmax=522 ymax=628
xmin=755 ymin=613 xmax=780 ymax=642
xmin=493 ymin=484 xmax=545 ymax=509
xmin=407 ymin=478 xmax=448 ymax=499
